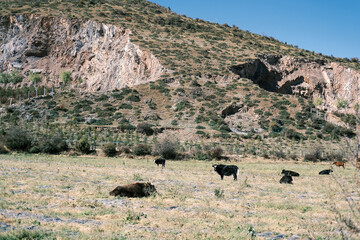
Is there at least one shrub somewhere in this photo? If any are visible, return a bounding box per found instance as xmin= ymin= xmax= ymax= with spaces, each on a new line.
xmin=119 ymin=146 xmax=131 ymax=154
xmin=29 ymin=146 xmax=41 ymax=154
xmin=102 ymin=143 xmax=117 ymax=157
xmin=0 ymin=70 xmax=23 ymax=84
xmin=134 ymin=144 xmax=151 ymax=156
xmin=209 ymin=147 xmax=223 ymax=159
xmin=304 ymin=146 xmax=322 ymax=162
xmin=29 ymin=72 xmax=42 ymax=85
xmin=126 ymin=94 xmax=140 ymax=102
xmin=152 ymin=136 xmax=178 ymax=159
xmin=95 ymin=94 xmax=109 ymax=101
xmin=336 ymin=98 xmax=348 ymax=109
xmin=283 ymin=128 xmax=304 ymax=141
xmin=136 ymin=123 xmax=154 ymax=136
xmin=191 ymin=149 xmax=209 ymax=160
xmin=118 ymin=119 xmax=135 ymax=131
xmin=4 ymin=127 xmax=32 ymax=152
xmin=39 ymin=136 xmax=68 ymax=154
xmin=119 ymin=103 xmax=133 ymax=109
xmin=175 ymin=100 xmax=191 ymax=111
xmin=272 ymin=149 xmax=286 ymax=159
xmin=326 ymin=151 xmax=343 ymax=162
xmin=214 ymin=188 xmax=224 ymax=198
xmin=76 ymin=138 xmax=91 ymax=154
xmin=60 ymin=71 xmax=72 ymax=85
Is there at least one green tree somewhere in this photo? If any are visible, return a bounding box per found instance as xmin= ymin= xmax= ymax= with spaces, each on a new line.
xmin=0 ymin=72 xmax=10 ymax=84
xmin=29 ymin=72 xmax=42 ymax=86
xmin=60 ymin=71 xmax=72 ymax=85
xmin=10 ymin=70 xmax=23 ymax=84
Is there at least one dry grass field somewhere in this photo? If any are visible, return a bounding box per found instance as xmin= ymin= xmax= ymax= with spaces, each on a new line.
xmin=0 ymin=154 xmax=358 ymax=239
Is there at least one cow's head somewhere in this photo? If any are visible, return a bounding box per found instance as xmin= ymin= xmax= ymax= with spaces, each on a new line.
xmin=109 ymin=186 xmax=121 ymax=196
xmin=144 ymin=182 xmax=157 ymax=195
xmin=212 ymin=164 xmax=218 ymax=170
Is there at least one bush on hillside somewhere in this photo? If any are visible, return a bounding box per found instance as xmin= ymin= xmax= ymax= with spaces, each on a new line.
xmin=208 ymin=147 xmax=223 ymax=159
xmin=152 ymin=136 xmax=178 ymax=159
xmin=4 ymin=127 xmax=32 ymax=152
xmin=102 ymin=143 xmax=117 ymax=157
xmin=304 ymin=146 xmax=322 ymax=162
xmin=76 ymin=138 xmax=91 ymax=154
xmin=136 ymin=123 xmax=154 ymax=136
xmin=39 ymin=136 xmax=68 ymax=154
xmin=134 ymin=144 xmax=151 ymax=156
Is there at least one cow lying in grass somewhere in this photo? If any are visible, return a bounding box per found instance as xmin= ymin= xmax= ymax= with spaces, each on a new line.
xmin=280 ymin=175 xmax=293 ymax=184
xmin=154 ymin=158 xmax=166 ymax=168
xmin=281 ymin=169 xmax=300 ymax=177
xmin=319 ymin=169 xmax=333 ymax=175
xmin=333 ymin=161 xmax=345 ymax=168
xmin=212 ymin=164 xmax=239 ymax=181
xmin=109 ymin=182 xmax=157 ymax=197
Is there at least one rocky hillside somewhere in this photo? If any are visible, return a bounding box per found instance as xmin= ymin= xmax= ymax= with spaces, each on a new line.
xmin=0 ymin=0 xmax=359 ymax=157
xmin=0 ymin=14 xmax=165 ymax=91
xmin=0 ymin=0 xmax=359 ymax=110
xmin=231 ymin=55 xmax=360 ymax=113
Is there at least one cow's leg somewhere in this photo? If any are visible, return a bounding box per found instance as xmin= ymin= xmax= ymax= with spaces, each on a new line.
xmin=221 ymin=175 xmax=224 ymax=180
xmin=233 ymin=173 xmax=237 ymax=181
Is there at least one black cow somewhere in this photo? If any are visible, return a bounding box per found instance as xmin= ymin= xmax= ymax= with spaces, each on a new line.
xmin=281 ymin=169 xmax=300 ymax=177
xmin=280 ymin=175 xmax=293 ymax=184
xmin=154 ymin=158 xmax=166 ymax=167
xmin=319 ymin=169 xmax=333 ymax=175
xmin=212 ymin=164 xmax=239 ymax=180
xmin=109 ymin=182 xmax=157 ymax=197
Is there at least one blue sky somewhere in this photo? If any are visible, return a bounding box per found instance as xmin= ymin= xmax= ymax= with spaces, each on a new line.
xmin=149 ymin=0 xmax=360 ymax=59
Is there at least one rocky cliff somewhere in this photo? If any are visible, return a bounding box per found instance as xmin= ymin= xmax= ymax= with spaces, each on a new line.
xmin=230 ymin=55 xmax=360 ymax=113
xmin=0 ymin=15 xmax=166 ymax=91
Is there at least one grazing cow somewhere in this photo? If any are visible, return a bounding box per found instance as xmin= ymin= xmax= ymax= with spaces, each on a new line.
xmin=333 ymin=161 xmax=345 ymax=168
xmin=154 ymin=158 xmax=166 ymax=168
xmin=319 ymin=169 xmax=333 ymax=175
xmin=212 ymin=164 xmax=239 ymax=181
xmin=280 ymin=175 xmax=293 ymax=184
xmin=109 ymin=182 xmax=157 ymax=198
xmin=281 ymin=169 xmax=300 ymax=177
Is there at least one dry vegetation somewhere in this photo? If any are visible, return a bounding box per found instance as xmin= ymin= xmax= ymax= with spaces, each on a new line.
xmin=0 ymin=154 xmax=358 ymax=239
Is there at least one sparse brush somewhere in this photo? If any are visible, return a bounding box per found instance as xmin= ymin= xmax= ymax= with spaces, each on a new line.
xmin=102 ymin=143 xmax=117 ymax=157
xmin=124 ymin=210 xmax=147 ymax=224
xmin=242 ymin=177 xmax=251 ymax=188
xmin=4 ymin=127 xmax=32 ymax=152
xmin=208 ymin=147 xmax=223 ymax=159
xmin=152 ymin=136 xmax=178 ymax=159
xmin=214 ymin=188 xmax=224 ymax=198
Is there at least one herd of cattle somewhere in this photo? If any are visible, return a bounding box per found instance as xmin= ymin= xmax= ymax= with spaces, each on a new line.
xmin=109 ymin=159 xmax=346 ymax=197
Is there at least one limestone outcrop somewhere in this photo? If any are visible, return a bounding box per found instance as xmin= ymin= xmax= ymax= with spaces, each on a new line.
xmin=230 ymin=55 xmax=360 ymax=113
xmin=0 ymin=15 xmax=166 ymax=91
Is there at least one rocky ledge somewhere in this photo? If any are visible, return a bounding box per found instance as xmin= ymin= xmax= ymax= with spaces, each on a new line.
xmin=230 ymin=55 xmax=360 ymax=113
xmin=0 ymin=15 xmax=166 ymax=91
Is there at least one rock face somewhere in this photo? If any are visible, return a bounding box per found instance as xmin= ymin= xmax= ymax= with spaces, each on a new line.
xmin=230 ymin=55 xmax=360 ymax=113
xmin=0 ymin=15 xmax=166 ymax=91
